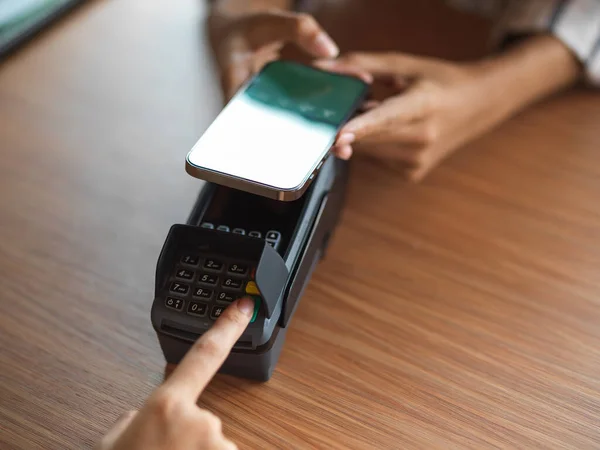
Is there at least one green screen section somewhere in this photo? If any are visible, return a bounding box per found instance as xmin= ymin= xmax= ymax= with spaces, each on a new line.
xmin=244 ymin=61 xmax=366 ymax=126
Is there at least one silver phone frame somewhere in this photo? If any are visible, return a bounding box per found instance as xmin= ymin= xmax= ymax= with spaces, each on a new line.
xmin=185 ymin=60 xmax=369 ymax=202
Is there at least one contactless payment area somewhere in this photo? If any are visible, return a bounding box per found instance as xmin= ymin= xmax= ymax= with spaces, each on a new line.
xmin=245 ymin=61 xmax=365 ymax=126
xmin=186 ymin=61 xmax=366 ymax=190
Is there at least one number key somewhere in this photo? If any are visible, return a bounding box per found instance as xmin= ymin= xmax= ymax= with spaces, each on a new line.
xmin=222 ymin=277 xmax=243 ymax=290
xmin=198 ymin=273 xmax=218 ymax=285
xmin=181 ymin=254 xmax=199 ymax=266
xmin=193 ymin=287 xmax=212 ymax=299
xmin=187 ymin=302 xmax=208 ymax=317
xmin=217 ymin=292 xmax=236 ymax=303
xmin=204 ymin=259 xmax=223 ymax=271
xmin=170 ymin=282 xmax=189 ymax=295
xmin=175 ymin=268 xmax=194 ymax=280
xmin=228 ymin=263 xmax=247 ymax=275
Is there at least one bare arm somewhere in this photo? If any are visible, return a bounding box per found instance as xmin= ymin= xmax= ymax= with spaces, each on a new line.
xmin=318 ymin=35 xmax=584 ymax=180
xmin=469 ymin=34 xmax=582 ymax=139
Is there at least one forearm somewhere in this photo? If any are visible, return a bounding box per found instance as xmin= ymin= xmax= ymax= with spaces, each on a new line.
xmin=475 ymin=34 xmax=582 ymax=122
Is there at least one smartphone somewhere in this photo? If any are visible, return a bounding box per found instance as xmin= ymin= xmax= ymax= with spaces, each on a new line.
xmin=185 ymin=60 xmax=369 ymax=201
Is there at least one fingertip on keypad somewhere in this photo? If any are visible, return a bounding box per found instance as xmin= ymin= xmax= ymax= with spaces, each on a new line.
xmin=167 ymin=229 xmax=282 ymax=325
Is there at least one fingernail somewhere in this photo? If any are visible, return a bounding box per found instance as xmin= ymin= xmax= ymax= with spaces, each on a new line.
xmin=237 ymin=297 xmax=255 ymax=317
xmin=360 ymin=73 xmax=374 ymax=83
xmin=314 ymin=33 xmax=339 ymax=57
xmin=337 ymin=132 xmax=355 ymax=145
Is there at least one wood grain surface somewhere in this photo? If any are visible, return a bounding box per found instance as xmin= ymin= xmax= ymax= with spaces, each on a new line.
xmin=1 ymin=1 xmax=600 ymax=449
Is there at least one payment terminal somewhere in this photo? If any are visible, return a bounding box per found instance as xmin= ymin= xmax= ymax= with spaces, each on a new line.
xmin=150 ymin=155 xmax=349 ymax=381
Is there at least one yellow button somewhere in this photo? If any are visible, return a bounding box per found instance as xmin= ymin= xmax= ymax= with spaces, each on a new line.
xmin=245 ymin=281 xmax=260 ymax=295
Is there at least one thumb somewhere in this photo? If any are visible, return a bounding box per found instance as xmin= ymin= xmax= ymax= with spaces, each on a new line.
xmin=318 ymin=52 xmax=431 ymax=79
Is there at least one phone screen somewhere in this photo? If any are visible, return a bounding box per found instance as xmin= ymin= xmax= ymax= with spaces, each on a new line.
xmin=186 ymin=61 xmax=367 ymax=191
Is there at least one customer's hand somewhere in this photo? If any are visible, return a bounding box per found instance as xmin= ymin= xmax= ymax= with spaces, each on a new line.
xmin=209 ymin=9 xmax=339 ymax=100
xmin=96 ymin=297 xmax=255 ymax=450
xmin=318 ymin=52 xmax=508 ymax=181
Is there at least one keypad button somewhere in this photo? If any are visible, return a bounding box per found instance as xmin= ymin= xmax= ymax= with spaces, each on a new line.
xmin=200 ymin=222 xmax=214 ymax=229
xmin=210 ymin=305 xmax=225 ymax=320
xmin=181 ymin=254 xmax=199 ymax=266
xmin=248 ymin=231 xmax=262 ymax=238
xmin=266 ymin=230 xmax=281 ymax=251
xmin=187 ymin=301 xmax=208 ymax=317
xmin=266 ymin=230 xmax=281 ymax=241
xmin=245 ymin=281 xmax=260 ymax=296
xmin=222 ymin=277 xmax=243 ymax=290
xmin=203 ymin=259 xmax=223 ymax=271
xmin=232 ymin=228 xmax=246 ymax=235
xmin=228 ymin=263 xmax=247 ymax=275
xmin=165 ymin=297 xmax=184 ymax=311
xmin=175 ymin=268 xmax=194 ymax=281
xmin=217 ymin=225 xmax=230 ymax=232
xmin=217 ymin=291 xmax=236 ymax=303
xmin=170 ymin=282 xmax=189 ymax=295
xmin=193 ymin=287 xmax=213 ymax=299
xmin=198 ymin=273 xmax=218 ymax=285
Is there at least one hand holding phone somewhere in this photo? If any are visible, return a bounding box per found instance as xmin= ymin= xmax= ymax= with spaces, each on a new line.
xmin=186 ymin=60 xmax=369 ymax=201
xmin=208 ymin=9 xmax=340 ymax=101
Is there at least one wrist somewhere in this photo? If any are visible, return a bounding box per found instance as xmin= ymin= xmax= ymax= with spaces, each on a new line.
xmin=471 ymin=34 xmax=582 ymax=119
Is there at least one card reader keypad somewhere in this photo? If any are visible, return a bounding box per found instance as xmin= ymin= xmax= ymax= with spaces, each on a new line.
xmin=163 ymin=228 xmax=280 ymax=324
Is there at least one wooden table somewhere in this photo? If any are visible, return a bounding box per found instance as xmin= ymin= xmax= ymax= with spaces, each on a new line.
xmin=1 ymin=1 xmax=600 ymax=448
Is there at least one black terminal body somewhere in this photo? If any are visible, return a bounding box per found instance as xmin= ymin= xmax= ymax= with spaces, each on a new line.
xmin=150 ymin=156 xmax=349 ymax=381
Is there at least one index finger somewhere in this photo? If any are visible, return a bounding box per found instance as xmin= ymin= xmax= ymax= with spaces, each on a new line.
xmin=163 ymin=297 xmax=254 ymax=398
xmin=318 ymin=53 xmax=428 ymax=78
xmin=338 ymin=86 xmax=431 ymax=142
